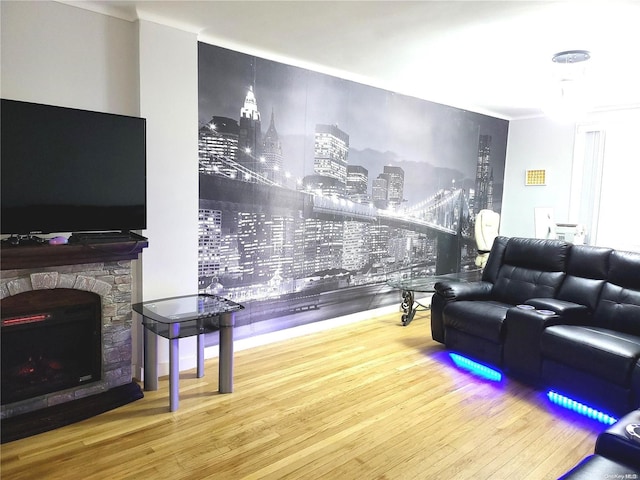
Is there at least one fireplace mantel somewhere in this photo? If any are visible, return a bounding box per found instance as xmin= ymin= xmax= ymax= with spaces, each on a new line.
xmin=1 ymin=238 xmax=148 ymax=270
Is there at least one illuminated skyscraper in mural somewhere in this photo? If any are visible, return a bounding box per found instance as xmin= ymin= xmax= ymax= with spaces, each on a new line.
xmin=236 ymin=211 xmax=295 ymax=283
xmin=346 ymin=165 xmax=369 ymax=202
xmin=372 ymin=175 xmax=388 ymax=209
xmin=294 ymin=125 xmax=352 ymax=275
xmin=261 ymin=109 xmax=283 ymax=185
xmin=238 ymin=86 xmax=262 ymax=177
xmin=198 ymin=116 xmax=239 ymax=176
xmin=300 ymin=175 xmax=344 ymax=274
xmin=343 ymin=165 xmax=370 ymax=271
xmin=198 ymin=209 xmax=222 ymax=279
xmin=343 ymin=222 xmax=369 ymax=271
xmin=383 ymin=165 xmax=405 ymax=208
xmin=314 ymin=124 xmax=349 ymax=189
xmin=368 ymin=224 xmax=390 ymax=267
xmin=474 ymin=134 xmax=494 ymax=213
xmin=198 ymin=116 xmax=242 ymax=289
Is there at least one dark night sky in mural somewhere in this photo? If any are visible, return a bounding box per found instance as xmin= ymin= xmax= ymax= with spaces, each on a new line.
xmin=198 ymin=43 xmax=508 ymax=206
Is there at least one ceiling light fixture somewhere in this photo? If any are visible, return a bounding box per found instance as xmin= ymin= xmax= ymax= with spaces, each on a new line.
xmin=552 ymin=50 xmax=591 ymax=66
xmin=544 ymin=49 xmax=592 ymax=122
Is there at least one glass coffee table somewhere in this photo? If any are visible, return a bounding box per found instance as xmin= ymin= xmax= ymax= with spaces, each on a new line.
xmin=133 ymin=294 xmax=244 ymax=412
xmin=386 ymin=270 xmax=480 ymax=326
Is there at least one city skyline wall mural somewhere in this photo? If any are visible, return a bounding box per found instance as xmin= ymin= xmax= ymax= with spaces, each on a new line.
xmin=198 ymin=42 xmax=508 ymax=332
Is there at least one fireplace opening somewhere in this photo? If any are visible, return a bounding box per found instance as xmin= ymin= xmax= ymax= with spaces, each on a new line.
xmin=1 ymin=289 xmax=102 ymax=405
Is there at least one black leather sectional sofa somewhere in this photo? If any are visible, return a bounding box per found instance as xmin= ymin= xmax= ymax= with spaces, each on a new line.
xmin=431 ymin=236 xmax=640 ymax=477
xmin=432 ymin=236 xmax=640 ymax=416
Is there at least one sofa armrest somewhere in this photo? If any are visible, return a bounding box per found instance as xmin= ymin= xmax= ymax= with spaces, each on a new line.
xmin=430 ymin=292 xmax=447 ymax=343
xmin=504 ymin=306 xmax=562 ymax=380
xmin=434 ymin=280 xmax=493 ymax=301
xmin=595 ymin=409 xmax=640 ymax=469
xmin=526 ymin=298 xmax=591 ymax=325
xmin=430 ymin=281 xmax=493 ymax=344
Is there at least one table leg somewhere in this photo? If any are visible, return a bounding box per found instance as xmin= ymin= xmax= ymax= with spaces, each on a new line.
xmin=143 ymin=327 xmax=158 ymax=391
xmin=197 ymin=332 xmax=204 ymax=378
xmin=169 ymin=324 xmax=180 ymax=412
xmin=218 ymin=312 xmax=235 ymax=393
xmin=401 ymin=289 xmax=416 ymax=326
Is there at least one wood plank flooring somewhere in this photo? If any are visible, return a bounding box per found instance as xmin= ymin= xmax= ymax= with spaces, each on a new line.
xmin=1 ymin=312 xmax=600 ymax=479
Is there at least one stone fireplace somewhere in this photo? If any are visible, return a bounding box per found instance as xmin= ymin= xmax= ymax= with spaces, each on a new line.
xmin=0 ymin=240 xmax=147 ymax=421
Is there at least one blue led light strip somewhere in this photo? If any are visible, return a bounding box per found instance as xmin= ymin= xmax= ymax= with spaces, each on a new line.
xmin=449 ymin=353 xmax=502 ymax=382
xmin=546 ymin=390 xmax=617 ymax=425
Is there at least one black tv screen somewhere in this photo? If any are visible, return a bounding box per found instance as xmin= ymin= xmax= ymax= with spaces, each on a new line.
xmin=1 ymin=99 xmax=146 ymax=235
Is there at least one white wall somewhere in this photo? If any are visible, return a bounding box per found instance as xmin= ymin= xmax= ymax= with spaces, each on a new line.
xmin=138 ymin=20 xmax=198 ymax=300
xmin=502 ymin=110 xmax=639 ymax=250
xmin=500 ymin=117 xmax=576 ymax=237
xmin=0 ymin=1 xmax=139 ymax=115
xmin=138 ymin=20 xmax=199 ymax=375
xmin=577 ymin=108 xmax=640 ymax=251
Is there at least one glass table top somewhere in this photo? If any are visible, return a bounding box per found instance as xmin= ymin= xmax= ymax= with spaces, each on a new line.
xmin=133 ymin=294 xmax=244 ymax=339
xmin=132 ymin=294 xmax=244 ymax=324
xmin=385 ymin=269 xmax=482 ymax=292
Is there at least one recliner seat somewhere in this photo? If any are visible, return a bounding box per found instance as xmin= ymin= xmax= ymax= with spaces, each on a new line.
xmin=540 ymin=250 xmax=640 ymax=416
xmin=434 ymin=236 xmax=568 ymax=366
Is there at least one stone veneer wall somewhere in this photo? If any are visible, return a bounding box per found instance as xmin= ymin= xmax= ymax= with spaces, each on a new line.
xmin=0 ymin=260 xmax=133 ymax=419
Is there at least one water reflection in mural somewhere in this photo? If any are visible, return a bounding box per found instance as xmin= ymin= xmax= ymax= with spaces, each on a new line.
xmin=198 ymin=43 xmax=508 ymax=330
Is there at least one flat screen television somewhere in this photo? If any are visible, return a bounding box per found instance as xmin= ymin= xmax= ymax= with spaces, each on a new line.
xmin=1 ymin=99 xmax=146 ymax=235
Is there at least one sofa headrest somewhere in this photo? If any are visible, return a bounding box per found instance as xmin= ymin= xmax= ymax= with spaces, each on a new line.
xmin=482 ymin=236 xmax=509 ymax=283
xmin=566 ymin=244 xmax=611 ymax=279
xmin=608 ymin=250 xmax=640 ymax=290
xmin=503 ymin=237 xmax=569 ymax=272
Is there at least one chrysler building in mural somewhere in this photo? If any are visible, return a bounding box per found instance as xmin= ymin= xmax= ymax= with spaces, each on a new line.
xmin=237 ymin=86 xmax=262 ymax=178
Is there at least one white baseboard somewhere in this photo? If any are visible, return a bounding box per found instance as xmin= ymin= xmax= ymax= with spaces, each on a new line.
xmin=141 ymin=299 xmax=428 ymax=378
xmin=204 ymin=302 xmax=401 ymax=358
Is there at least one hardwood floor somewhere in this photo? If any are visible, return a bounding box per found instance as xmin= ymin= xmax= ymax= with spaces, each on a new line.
xmin=1 ymin=312 xmax=599 ymax=479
